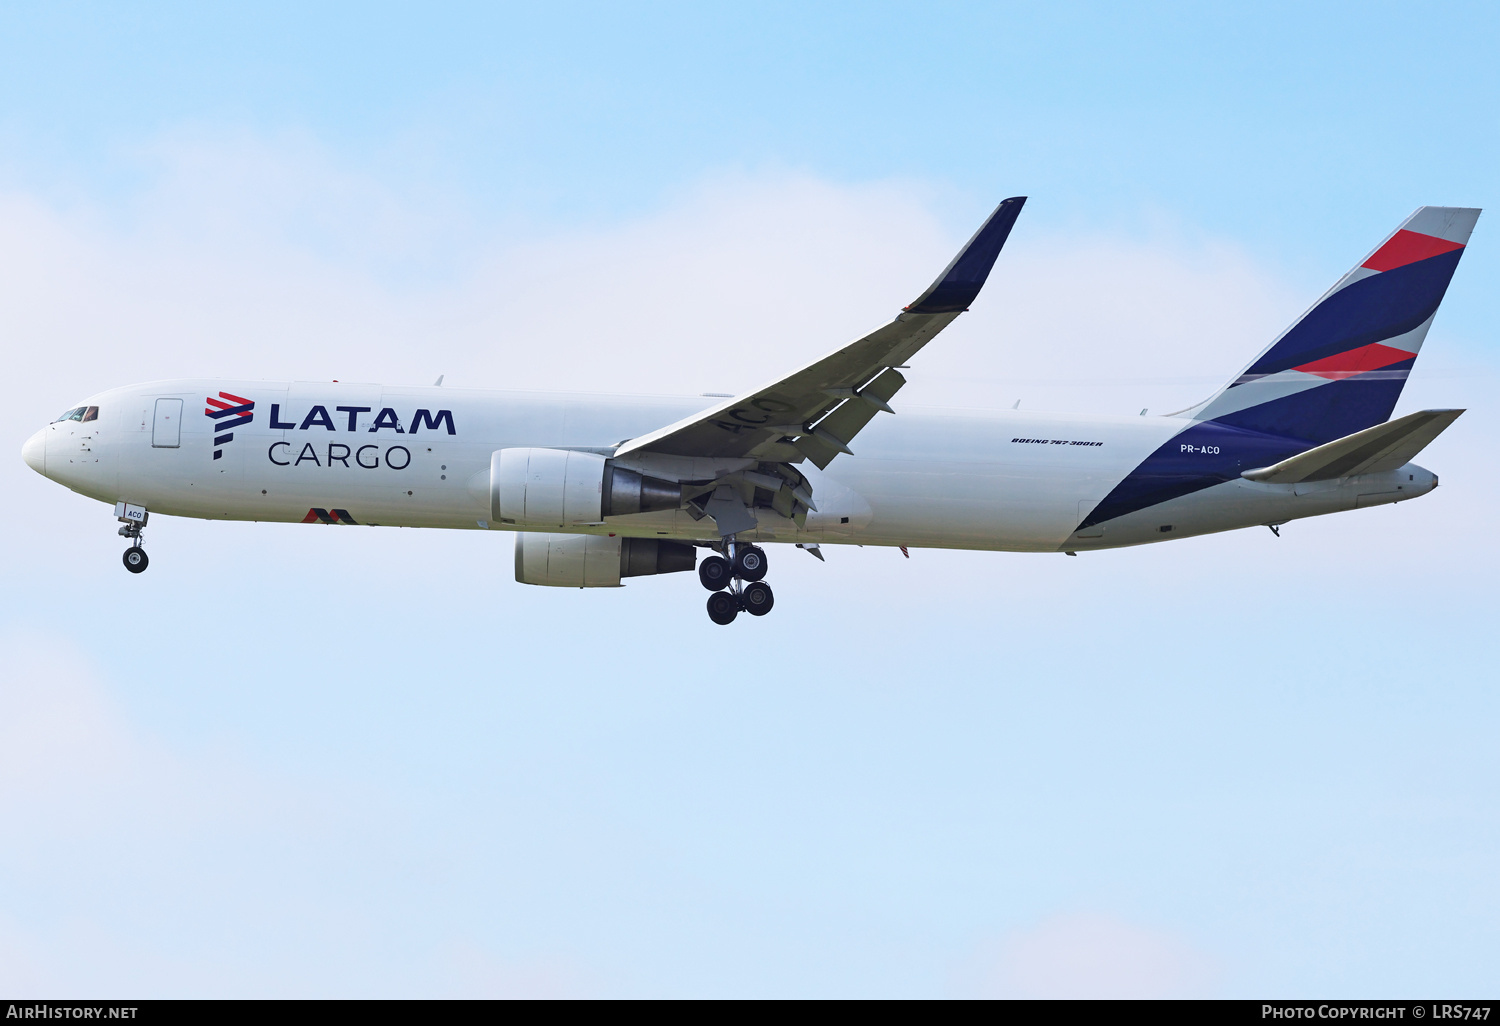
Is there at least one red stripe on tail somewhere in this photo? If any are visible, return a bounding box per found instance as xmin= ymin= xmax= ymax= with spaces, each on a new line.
xmin=1362 ymin=229 xmax=1464 ymax=272
xmin=1293 ymin=342 xmax=1416 ymax=380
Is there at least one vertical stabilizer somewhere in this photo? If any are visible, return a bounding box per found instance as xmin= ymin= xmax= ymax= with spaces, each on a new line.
xmin=1079 ymin=206 xmax=1478 ymax=532
xmin=1187 ymin=206 xmax=1478 ymax=443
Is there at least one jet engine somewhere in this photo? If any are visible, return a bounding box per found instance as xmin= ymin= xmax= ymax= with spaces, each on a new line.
xmin=514 ymin=532 xmax=696 ymax=587
xmin=491 ymin=448 xmax=681 ymax=527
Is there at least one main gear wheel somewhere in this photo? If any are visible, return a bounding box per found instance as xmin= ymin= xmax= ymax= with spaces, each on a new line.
xmin=706 ymin=590 xmax=739 ymax=625
xmin=732 ymin=544 xmax=767 ymax=581
xmin=699 ymin=554 xmax=732 ymax=591
xmin=741 ymin=580 xmax=774 ymax=616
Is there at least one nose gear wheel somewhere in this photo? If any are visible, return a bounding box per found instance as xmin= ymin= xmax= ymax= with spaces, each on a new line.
xmin=116 ymin=507 xmax=149 ymax=574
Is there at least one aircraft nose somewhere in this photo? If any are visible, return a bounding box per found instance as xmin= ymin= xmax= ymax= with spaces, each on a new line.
xmin=21 ymin=427 xmax=46 ymax=476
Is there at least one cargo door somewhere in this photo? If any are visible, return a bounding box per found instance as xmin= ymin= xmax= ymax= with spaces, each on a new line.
xmin=152 ymin=398 xmax=183 ymax=448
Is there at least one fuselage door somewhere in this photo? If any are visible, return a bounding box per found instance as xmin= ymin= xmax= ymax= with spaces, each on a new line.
xmin=152 ymin=398 xmax=183 ymax=448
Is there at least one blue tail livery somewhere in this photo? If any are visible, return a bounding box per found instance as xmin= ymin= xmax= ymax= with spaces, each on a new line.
xmin=1081 ymin=206 xmax=1479 ymax=530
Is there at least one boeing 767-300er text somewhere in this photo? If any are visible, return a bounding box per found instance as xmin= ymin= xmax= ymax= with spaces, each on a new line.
xmin=21 ymin=198 xmax=1479 ymax=623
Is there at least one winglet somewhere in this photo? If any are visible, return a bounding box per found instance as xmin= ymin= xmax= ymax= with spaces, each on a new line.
xmin=905 ymin=196 xmax=1027 ymax=314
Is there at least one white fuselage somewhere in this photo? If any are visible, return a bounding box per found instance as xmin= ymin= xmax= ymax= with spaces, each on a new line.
xmin=26 ymin=379 xmax=1437 ymax=553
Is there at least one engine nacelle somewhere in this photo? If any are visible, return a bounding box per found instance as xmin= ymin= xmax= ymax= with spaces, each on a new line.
xmin=492 ymin=448 xmax=682 ymax=527
xmin=514 ymin=533 xmax=697 ymax=588
xmin=492 ymin=448 xmax=606 ymax=527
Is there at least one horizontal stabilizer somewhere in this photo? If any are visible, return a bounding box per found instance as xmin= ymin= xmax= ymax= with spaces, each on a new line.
xmin=1241 ymin=409 xmax=1463 ymax=484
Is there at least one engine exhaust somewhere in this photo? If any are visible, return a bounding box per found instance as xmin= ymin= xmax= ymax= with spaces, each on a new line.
xmin=602 ymin=464 xmax=681 ymax=517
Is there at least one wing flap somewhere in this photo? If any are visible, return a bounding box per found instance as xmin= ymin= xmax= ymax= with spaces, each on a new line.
xmin=1241 ymin=409 xmax=1464 ymax=484
xmin=792 ymin=367 xmax=907 ymax=469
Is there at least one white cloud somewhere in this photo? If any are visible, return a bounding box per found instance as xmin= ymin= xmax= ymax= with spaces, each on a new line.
xmin=966 ymin=913 xmax=1220 ymax=998
xmin=0 ymin=630 xmax=180 ymax=993
xmin=1 ymin=129 xmax=1301 ymax=424
xmin=0 ymin=626 xmax=605 ymax=997
xmin=433 ymin=940 xmax=594 ymax=999
xmin=920 ymin=231 xmax=1302 ymax=416
xmin=0 ymin=628 xmax=146 ymax=808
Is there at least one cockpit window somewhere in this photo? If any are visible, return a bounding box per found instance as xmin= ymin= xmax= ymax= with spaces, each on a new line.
xmin=52 ymin=407 xmax=87 ymax=423
xmin=82 ymin=406 xmax=99 ymax=422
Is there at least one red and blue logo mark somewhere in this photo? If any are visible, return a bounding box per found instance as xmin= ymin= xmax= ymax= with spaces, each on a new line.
xmin=1361 ymin=228 xmax=1464 ymax=272
xmin=1279 ymin=228 xmax=1471 ymax=381
xmin=303 ymin=508 xmax=358 ymax=525
xmin=205 ymin=391 xmax=254 ymax=460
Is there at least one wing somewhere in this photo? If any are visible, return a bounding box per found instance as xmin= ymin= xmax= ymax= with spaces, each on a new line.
xmin=615 ymin=196 xmax=1027 ymax=469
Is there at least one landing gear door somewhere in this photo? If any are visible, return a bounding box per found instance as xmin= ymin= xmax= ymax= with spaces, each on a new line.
xmin=152 ymin=398 xmax=183 ymax=448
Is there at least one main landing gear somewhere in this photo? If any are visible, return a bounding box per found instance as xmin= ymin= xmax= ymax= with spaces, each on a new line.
xmin=699 ymin=540 xmax=774 ymax=625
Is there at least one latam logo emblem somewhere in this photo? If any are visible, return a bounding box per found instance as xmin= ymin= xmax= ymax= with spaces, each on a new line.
xmin=303 ymin=508 xmax=358 ymax=525
xmin=205 ymin=391 xmax=255 ymax=460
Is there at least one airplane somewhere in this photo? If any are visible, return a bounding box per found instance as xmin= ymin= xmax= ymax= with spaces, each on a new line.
xmin=21 ymin=198 xmax=1479 ymax=624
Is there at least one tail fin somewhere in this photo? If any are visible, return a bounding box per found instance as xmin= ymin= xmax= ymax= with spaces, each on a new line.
xmin=1190 ymin=206 xmax=1479 ymax=443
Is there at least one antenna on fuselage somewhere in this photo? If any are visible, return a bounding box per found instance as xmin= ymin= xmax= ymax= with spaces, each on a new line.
xmin=434 ymin=375 xmax=444 ymax=386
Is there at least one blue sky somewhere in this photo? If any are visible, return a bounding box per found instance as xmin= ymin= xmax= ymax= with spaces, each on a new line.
xmin=1 ymin=1 xmax=1496 ymax=997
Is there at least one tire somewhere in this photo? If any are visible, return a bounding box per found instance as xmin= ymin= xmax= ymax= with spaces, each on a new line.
xmin=741 ymin=580 xmax=774 ymax=616
xmin=122 ymin=546 xmax=149 ymax=574
xmin=698 ymin=554 xmax=732 ymax=591
xmin=733 ymin=545 xmax=767 ymax=582
xmin=706 ymin=590 xmax=739 ymax=625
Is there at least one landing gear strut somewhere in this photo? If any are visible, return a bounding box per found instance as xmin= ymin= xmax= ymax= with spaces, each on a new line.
xmin=116 ymin=503 xmax=149 ymax=574
xmin=701 ymin=538 xmax=774 ymax=624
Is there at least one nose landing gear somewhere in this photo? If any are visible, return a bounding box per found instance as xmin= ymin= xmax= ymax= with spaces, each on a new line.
xmin=115 ymin=502 xmax=150 ymax=574
xmin=700 ymin=539 xmax=774 ymax=624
